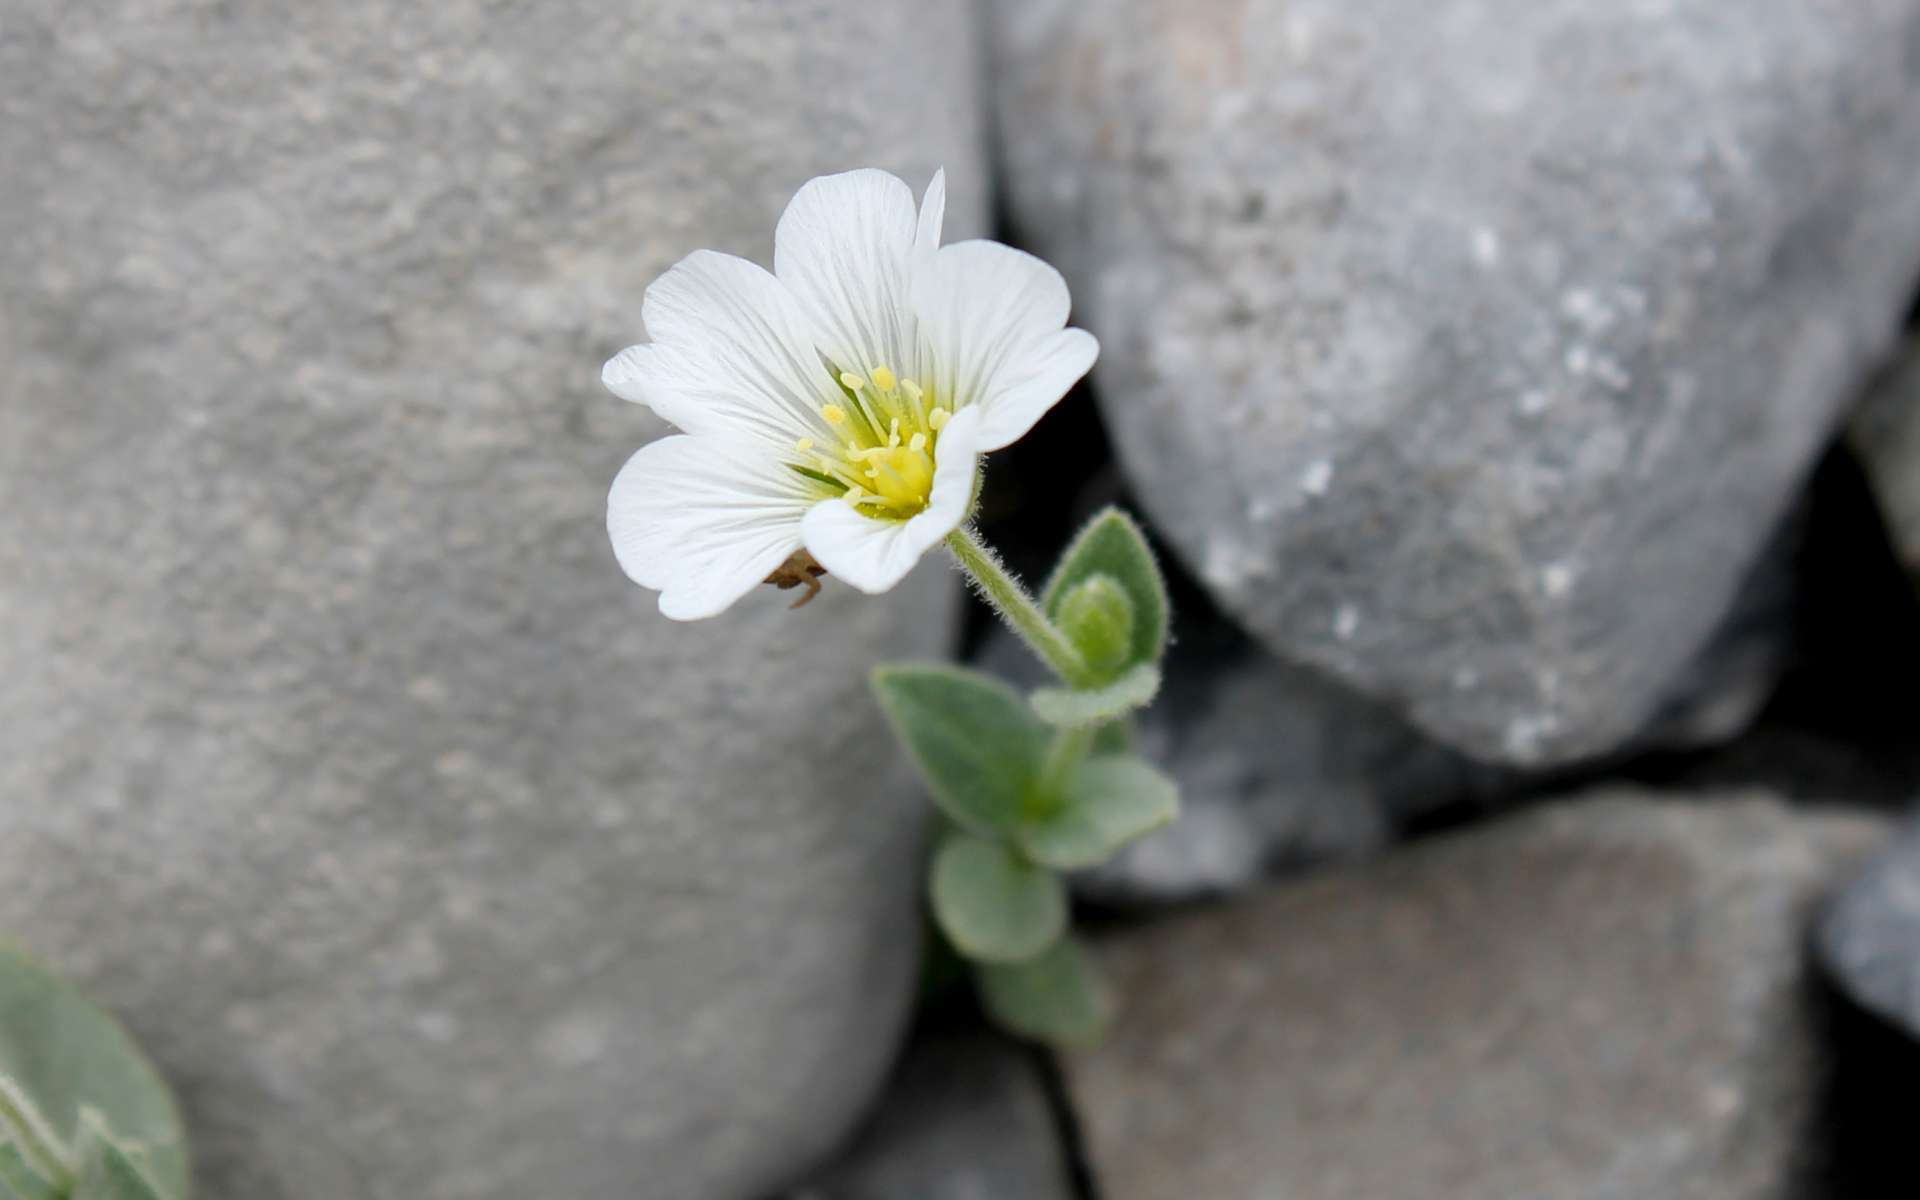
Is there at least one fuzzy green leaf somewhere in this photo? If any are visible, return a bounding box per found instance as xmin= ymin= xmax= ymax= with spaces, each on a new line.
xmin=978 ymin=936 xmax=1113 ymax=1049
xmin=0 ymin=946 xmax=188 ymax=1200
xmin=872 ymin=664 xmax=1050 ymax=837
xmin=929 ymin=834 xmax=1067 ymax=963
xmin=1030 ymin=663 xmax=1162 ymax=728
xmin=0 ymin=1144 xmax=57 ymax=1200
xmin=71 ymin=1114 xmax=167 ymax=1200
xmin=1042 ymin=509 xmax=1168 ymax=674
xmin=1017 ymin=755 xmax=1181 ymax=870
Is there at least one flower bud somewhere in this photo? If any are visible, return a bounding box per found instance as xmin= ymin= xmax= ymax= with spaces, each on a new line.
xmin=1057 ymin=573 xmax=1135 ymax=676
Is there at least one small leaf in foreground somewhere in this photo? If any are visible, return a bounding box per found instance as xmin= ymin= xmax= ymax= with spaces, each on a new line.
xmin=978 ymin=936 xmax=1114 ymax=1049
xmin=929 ymin=834 xmax=1067 ymax=963
xmin=872 ymin=664 xmax=1049 ymax=836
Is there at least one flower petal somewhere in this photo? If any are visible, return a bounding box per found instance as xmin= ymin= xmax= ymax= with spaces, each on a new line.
xmin=608 ymin=432 xmax=815 ymax=620
xmin=911 ymin=240 xmax=1100 ymax=452
xmin=604 ymin=249 xmax=842 ymax=448
xmin=774 ymin=168 xmax=922 ymax=380
xmin=916 ymin=168 xmax=947 ymax=260
xmin=801 ymin=404 xmax=985 ymax=594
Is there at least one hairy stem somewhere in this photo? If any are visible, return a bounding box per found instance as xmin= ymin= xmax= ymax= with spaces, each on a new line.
xmin=945 ymin=527 xmax=1095 ymax=688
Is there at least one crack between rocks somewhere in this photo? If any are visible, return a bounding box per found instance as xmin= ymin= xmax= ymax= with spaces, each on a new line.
xmin=1028 ymin=1046 xmax=1103 ymax=1200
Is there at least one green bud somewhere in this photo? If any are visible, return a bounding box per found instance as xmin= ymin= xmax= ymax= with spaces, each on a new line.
xmin=1056 ymin=573 xmax=1135 ymax=676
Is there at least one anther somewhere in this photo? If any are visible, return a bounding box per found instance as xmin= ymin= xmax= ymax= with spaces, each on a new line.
xmin=870 ymin=365 xmax=898 ymax=392
xmin=909 ymin=432 xmax=927 ymax=452
xmin=795 ymin=437 xmax=815 ymax=452
xmin=839 ymin=371 xmax=868 ymax=392
xmin=821 ymin=404 xmax=847 ymax=426
xmin=928 ymin=407 xmax=951 ymax=431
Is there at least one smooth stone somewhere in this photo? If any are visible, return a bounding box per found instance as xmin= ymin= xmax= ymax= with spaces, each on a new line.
xmin=1065 ymin=789 xmax=1887 ymax=1200
xmin=0 ymin=3 xmax=984 ymax=1197
xmin=990 ymin=0 xmax=1920 ymax=766
xmin=1819 ymin=818 xmax=1920 ymax=1041
xmin=785 ymin=1027 xmax=1076 ymax=1200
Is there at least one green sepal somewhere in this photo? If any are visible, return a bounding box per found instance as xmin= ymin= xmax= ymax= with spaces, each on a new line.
xmin=1054 ymin=573 xmax=1135 ymax=676
xmin=872 ymin=664 xmax=1050 ymax=837
xmin=1042 ymin=508 xmax=1169 ymax=675
xmin=1030 ymin=663 xmax=1162 ymax=729
xmin=1017 ymin=755 xmax=1181 ymax=870
xmin=70 ymin=1113 xmax=167 ymax=1200
xmin=0 ymin=945 xmax=189 ymax=1200
xmin=978 ymin=936 xmax=1113 ymax=1049
xmin=929 ymin=834 xmax=1067 ymax=964
xmin=0 ymin=1144 xmax=57 ymax=1200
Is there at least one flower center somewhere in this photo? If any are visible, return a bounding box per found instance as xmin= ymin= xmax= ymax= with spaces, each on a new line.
xmin=790 ymin=364 xmax=951 ymax=517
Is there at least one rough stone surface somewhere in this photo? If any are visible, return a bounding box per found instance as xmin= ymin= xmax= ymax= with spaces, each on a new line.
xmin=0 ymin=5 xmax=984 ymax=1199
xmin=784 ymin=1027 xmax=1075 ymax=1200
xmin=1066 ymin=790 xmax=1887 ymax=1200
xmin=1819 ymin=818 xmax=1920 ymax=1041
xmin=1849 ymin=336 xmax=1920 ymax=584
xmin=976 ymin=620 xmax=1482 ymax=903
xmin=991 ymin=0 xmax=1920 ymax=766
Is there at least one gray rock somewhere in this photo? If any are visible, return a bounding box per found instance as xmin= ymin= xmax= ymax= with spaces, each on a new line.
xmin=1065 ymin=789 xmax=1887 ymax=1200
xmin=1819 ymin=819 xmax=1920 ymax=1040
xmin=0 ymin=4 xmax=984 ymax=1198
xmin=1849 ymin=336 xmax=1920 ymax=583
xmin=991 ymin=0 xmax=1920 ymax=766
xmin=1637 ymin=503 xmax=1801 ymax=751
xmin=785 ymin=1028 xmax=1075 ymax=1200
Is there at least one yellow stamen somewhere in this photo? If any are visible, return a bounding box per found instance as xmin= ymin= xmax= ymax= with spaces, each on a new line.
xmin=795 ymin=437 xmax=815 ymax=452
xmin=822 ymin=404 xmax=847 ymax=426
xmin=870 ymin=365 xmax=898 ymax=392
xmin=928 ymin=407 xmax=951 ymax=431
xmin=839 ymin=371 xmax=868 ymax=392
xmin=909 ymin=432 xmax=927 ymax=452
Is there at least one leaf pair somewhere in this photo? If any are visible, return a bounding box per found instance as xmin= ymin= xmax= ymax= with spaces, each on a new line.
xmin=872 ymin=668 xmax=1179 ymax=869
xmin=0 ymin=946 xmax=187 ymax=1200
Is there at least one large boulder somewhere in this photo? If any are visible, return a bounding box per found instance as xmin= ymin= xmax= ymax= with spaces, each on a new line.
xmin=1064 ymin=790 xmax=1886 ymax=1200
xmin=990 ymin=0 xmax=1920 ymax=765
xmin=0 ymin=3 xmax=983 ymax=1197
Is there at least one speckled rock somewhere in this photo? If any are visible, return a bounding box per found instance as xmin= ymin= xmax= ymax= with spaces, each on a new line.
xmin=1850 ymin=336 xmax=1920 ymax=586
xmin=1819 ymin=819 xmax=1920 ymax=1041
xmin=0 ymin=4 xmax=982 ymax=1198
xmin=785 ymin=1028 xmax=1076 ymax=1200
xmin=1066 ymin=790 xmax=1887 ymax=1200
xmin=991 ymin=0 xmax=1920 ymax=766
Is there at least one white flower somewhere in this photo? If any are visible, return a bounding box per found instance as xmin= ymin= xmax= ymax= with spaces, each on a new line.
xmin=603 ymin=168 xmax=1098 ymax=620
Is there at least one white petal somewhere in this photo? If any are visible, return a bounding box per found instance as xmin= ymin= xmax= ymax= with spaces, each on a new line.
xmin=604 ymin=249 xmax=842 ymax=448
xmin=800 ymin=404 xmax=985 ymax=595
xmin=916 ymin=168 xmax=947 ymax=260
xmin=911 ymin=240 xmax=1100 ymax=452
xmin=608 ymin=432 xmax=815 ymax=621
xmin=774 ymin=168 xmax=921 ymax=379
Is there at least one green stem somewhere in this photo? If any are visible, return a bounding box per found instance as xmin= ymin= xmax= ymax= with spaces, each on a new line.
xmin=0 ymin=1076 xmax=72 ymax=1192
xmin=1030 ymin=723 xmax=1096 ymax=820
xmin=945 ymin=527 xmax=1096 ymax=688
